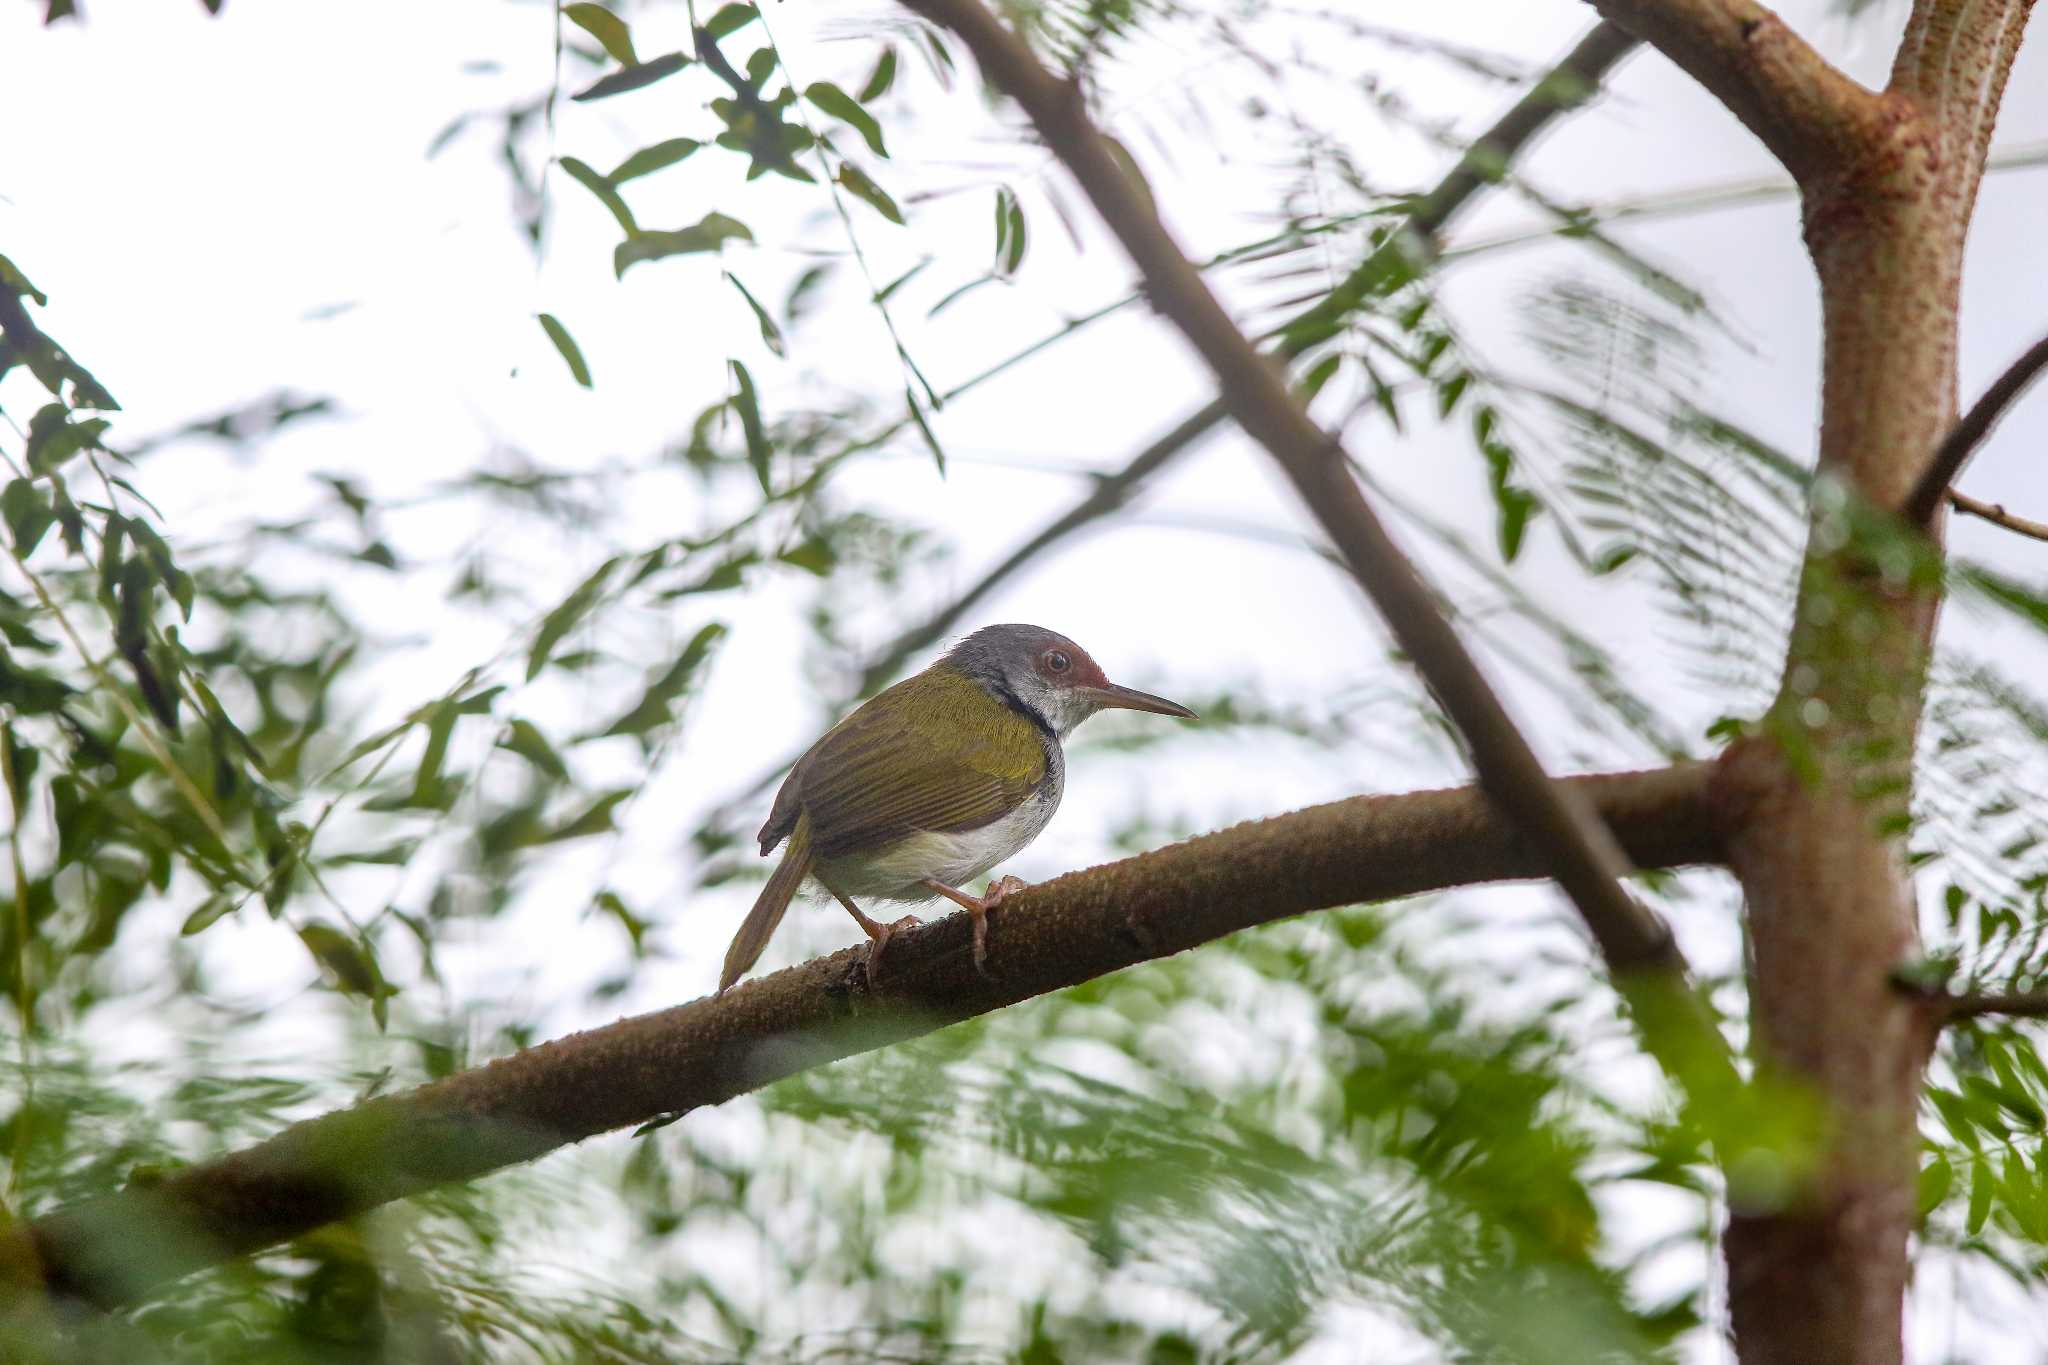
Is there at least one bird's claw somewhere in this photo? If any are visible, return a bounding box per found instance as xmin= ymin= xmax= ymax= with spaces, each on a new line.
xmin=969 ymin=876 xmax=1031 ymax=979
xmin=863 ymin=914 xmax=923 ymax=990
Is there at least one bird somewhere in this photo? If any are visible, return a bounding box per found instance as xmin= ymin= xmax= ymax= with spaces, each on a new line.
xmin=719 ymin=623 xmax=1195 ymax=993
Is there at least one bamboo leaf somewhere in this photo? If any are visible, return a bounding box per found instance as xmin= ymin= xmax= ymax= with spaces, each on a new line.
xmin=536 ymin=313 xmax=594 ymax=388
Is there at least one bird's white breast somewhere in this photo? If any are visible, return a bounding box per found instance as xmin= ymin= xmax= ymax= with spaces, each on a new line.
xmin=816 ymin=754 xmax=1063 ymax=901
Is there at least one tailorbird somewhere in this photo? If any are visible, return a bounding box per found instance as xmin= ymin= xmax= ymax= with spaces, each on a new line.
xmin=719 ymin=623 xmax=1195 ymax=992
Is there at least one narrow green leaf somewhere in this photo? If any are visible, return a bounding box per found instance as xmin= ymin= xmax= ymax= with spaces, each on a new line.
xmin=558 ymin=156 xmax=639 ymax=236
xmin=299 ymin=921 xmax=384 ymax=999
xmin=537 ymin=313 xmax=594 ymax=388
xmin=571 ymin=50 xmax=689 ymax=102
xmin=905 ymin=385 xmax=945 ymax=475
xmin=725 ymin=273 xmax=786 ymax=357
xmin=804 ymin=81 xmax=887 ymax=158
xmin=1297 ymin=353 xmax=1343 ymax=402
xmin=613 ymin=212 xmax=754 ymax=277
xmin=1967 ymin=1157 xmax=1994 ymax=1235
xmin=528 ymin=556 xmax=619 ymax=680
xmin=499 ymin=719 xmax=570 ymax=780
xmin=608 ymin=137 xmax=701 ymax=183
xmin=994 ymin=186 xmax=1027 ymax=275
xmin=729 ymin=360 xmax=772 ymax=493
xmin=592 ymin=622 xmax=729 ymax=741
xmin=836 ymin=161 xmax=903 ymax=224
xmin=858 ymin=46 xmax=897 ymax=101
xmin=563 ymin=2 xmax=637 ymax=65
xmin=538 ymin=788 xmax=633 ymax=843
xmin=180 ymin=896 xmax=236 ymax=937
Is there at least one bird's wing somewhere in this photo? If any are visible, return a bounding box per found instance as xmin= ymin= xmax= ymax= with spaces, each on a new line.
xmin=794 ymin=671 xmax=1048 ymax=859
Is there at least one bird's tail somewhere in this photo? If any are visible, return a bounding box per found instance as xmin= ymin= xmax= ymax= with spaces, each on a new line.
xmin=719 ymin=815 xmax=813 ymax=993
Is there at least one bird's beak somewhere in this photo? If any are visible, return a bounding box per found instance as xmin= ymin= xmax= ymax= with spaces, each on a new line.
xmin=1083 ymin=683 xmax=1197 ymax=719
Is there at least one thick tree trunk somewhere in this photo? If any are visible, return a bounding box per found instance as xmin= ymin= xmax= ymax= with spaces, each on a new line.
xmin=1705 ymin=3 xmax=2034 ymax=1359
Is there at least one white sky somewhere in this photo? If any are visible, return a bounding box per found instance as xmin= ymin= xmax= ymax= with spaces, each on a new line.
xmin=4 ymin=0 xmax=2048 ymax=1358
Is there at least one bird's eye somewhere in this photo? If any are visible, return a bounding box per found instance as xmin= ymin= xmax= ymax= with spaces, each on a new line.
xmin=1045 ymin=649 xmax=1071 ymax=674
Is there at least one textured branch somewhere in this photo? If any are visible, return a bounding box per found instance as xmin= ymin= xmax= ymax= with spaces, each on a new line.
xmin=1948 ymin=489 xmax=2048 ymax=543
xmin=1941 ymin=992 xmax=2048 ymax=1022
xmin=1904 ymin=331 xmax=2048 ymax=524
xmin=896 ymin=0 xmax=1734 ymax=1092
xmin=3 ymin=766 xmax=1723 ymax=1310
xmin=1584 ymin=0 xmax=1881 ymax=182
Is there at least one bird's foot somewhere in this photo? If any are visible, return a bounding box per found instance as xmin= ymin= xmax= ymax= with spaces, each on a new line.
xmin=921 ymin=875 xmax=1032 ymax=979
xmin=861 ymin=914 xmax=923 ymax=990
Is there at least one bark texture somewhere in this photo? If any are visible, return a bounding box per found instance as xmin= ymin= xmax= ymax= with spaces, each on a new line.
xmin=2 ymin=767 xmax=1720 ymax=1312
xmin=1586 ymin=0 xmax=2035 ymax=1359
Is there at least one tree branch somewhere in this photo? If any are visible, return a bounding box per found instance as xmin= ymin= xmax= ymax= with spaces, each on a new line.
xmin=3 ymin=766 xmax=1724 ymax=1311
xmin=1583 ymin=0 xmax=1881 ymax=182
xmin=1947 ymin=489 xmax=2048 ymax=543
xmin=1904 ymin=330 xmax=2048 ymax=525
xmin=1941 ymin=992 xmax=2048 ymax=1023
xmin=894 ymin=0 xmax=1735 ymax=1093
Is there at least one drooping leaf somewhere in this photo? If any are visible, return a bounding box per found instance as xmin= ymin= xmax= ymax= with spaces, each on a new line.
xmin=613 ymin=213 xmax=755 ymax=277
xmin=499 ymin=719 xmax=570 ymax=781
xmin=836 ymin=161 xmax=903 ymax=224
xmin=804 ymin=81 xmax=887 ymax=158
xmin=725 ymin=273 xmax=786 ymax=357
xmin=571 ymin=50 xmax=689 ymax=102
xmin=858 ymin=46 xmax=897 ymax=102
xmin=905 ymin=386 xmax=945 ymax=475
xmin=528 ymin=556 xmax=619 ymax=680
xmin=557 ymin=156 xmax=639 ymax=236
xmin=994 ymin=186 xmax=1027 ymax=276
xmin=729 ymin=360 xmax=773 ymax=493
xmin=590 ymin=622 xmax=728 ymax=741
xmin=24 ymin=403 xmax=109 ymax=474
xmin=1 ymin=479 xmax=55 ymax=556
xmin=563 ymin=3 xmax=637 ymax=65
xmin=537 ymin=313 xmax=594 ymax=388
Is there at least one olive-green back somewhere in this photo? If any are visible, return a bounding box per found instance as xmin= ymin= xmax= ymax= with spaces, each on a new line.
xmin=758 ymin=665 xmax=1048 ymax=859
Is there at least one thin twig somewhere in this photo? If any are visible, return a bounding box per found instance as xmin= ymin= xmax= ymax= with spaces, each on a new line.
xmin=1947 ymin=489 xmax=2048 ymax=544
xmin=895 ymin=0 xmax=1734 ymax=1092
xmin=1905 ymin=331 xmax=2048 ymax=525
xmin=2 ymin=765 xmax=1722 ymax=1309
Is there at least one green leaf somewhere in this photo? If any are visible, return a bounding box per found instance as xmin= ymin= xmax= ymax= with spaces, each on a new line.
xmin=557 ymin=156 xmax=639 ymax=236
xmin=299 ymin=921 xmax=385 ymax=1001
xmin=725 ymin=273 xmax=786 ymax=357
xmin=1918 ymin=1157 xmax=1955 ymax=1217
xmin=1 ymin=479 xmax=55 ymax=556
xmin=905 ymin=386 xmax=945 ymax=475
xmin=994 ymin=186 xmax=1026 ymax=276
xmin=1297 ymin=353 xmax=1342 ymax=402
xmin=499 ymin=719 xmax=570 ymax=780
xmin=836 ymin=161 xmax=903 ymax=224
xmin=537 ymin=788 xmax=633 ymax=843
xmin=858 ymin=46 xmax=897 ymax=102
xmin=729 ymin=360 xmax=772 ymax=493
xmin=528 ymin=556 xmax=619 ymax=680
xmin=592 ymin=622 xmax=728 ymax=741
xmin=702 ymin=2 xmax=758 ymax=39
xmin=1967 ymin=1157 xmax=1994 ymax=1234
xmin=180 ymin=896 xmax=237 ymax=937
xmin=536 ymin=313 xmax=594 ymax=388
xmin=563 ymin=2 xmax=637 ymax=65
xmin=608 ymin=137 xmax=701 ymax=184
xmin=571 ymin=50 xmax=689 ymax=102
xmin=804 ymin=81 xmax=887 ymax=158
xmin=24 ymin=403 xmax=109 ymax=474
xmin=613 ymin=213 xmax=755 ymax=277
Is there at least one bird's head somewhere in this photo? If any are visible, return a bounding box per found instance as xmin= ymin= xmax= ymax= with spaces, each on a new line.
xmin=946 ymin=623 xmax=1195 ymax=738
